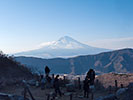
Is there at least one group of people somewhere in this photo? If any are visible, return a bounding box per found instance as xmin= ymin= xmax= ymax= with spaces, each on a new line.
xmin=41 ymin=66 xmax=62 ymax=97
xmin=41 ymin=66 xmax=95 ymax=98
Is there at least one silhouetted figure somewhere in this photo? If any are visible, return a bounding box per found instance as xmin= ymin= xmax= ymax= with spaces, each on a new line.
xmin=51 ymin=74 xmax=55 ymax=88
xmin=45 ymin=66 xmax=50 ymax=75
xmin=87 ymin=69 xmax=95 ymax=99
xmin=87 ymin=69 xmax=95 ymax=85
xmin=41 ymin=75 xmax=45 ymax=90
xmin=45 ymin=74 xmax=52 ymax=88
xmin=53 ymin=75 xmax=62 ymax=97
xmin=83 ymin=76 xmax=90 ymax=98
xmin=46 ymin=75 xmax=52 ymax=83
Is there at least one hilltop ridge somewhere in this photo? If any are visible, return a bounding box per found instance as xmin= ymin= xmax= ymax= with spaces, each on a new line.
xmin=15 ymin=48 xmax=133 ymax=74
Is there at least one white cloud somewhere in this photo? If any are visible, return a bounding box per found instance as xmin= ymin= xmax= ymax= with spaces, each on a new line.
xmin=86 ymin=37 xmax=133 ymax=50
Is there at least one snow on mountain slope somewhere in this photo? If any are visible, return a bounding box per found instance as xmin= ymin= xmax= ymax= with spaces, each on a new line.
xmin=39 ymin=36 xmax=89 ymax=49
xmin=14 ymin=36 xmax=110 ymax=58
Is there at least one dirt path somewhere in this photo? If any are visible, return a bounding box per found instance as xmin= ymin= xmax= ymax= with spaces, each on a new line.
xmin=0 ymin=85 xmax=109 ymax=100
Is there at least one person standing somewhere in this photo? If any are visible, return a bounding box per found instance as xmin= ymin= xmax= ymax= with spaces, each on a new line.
xmin=40 ymin=75 xmax=45 ymax=90
xmin=53 ymin=75 xmax=62 ymax=97
xmin=87 ymin=69 xmax=95 ymax=99
xmin=87 ymin=69 xmax=95 ymax=85
xmin=45 ymin=66 xmax=50 ymax=76
xmin=83 ymin=76 xmax=90 ymax=98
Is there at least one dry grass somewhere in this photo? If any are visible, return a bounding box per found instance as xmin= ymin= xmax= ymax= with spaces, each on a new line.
xmin=96 ymin=73 xmax=133 ymax=88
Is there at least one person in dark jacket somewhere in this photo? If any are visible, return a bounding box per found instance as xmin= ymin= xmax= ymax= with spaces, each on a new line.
xmin=45 ymin=66 xmax=50 ymax=75
xmin=87 ymin=69 xmax=95 ymax=99
xmin=53 ymin=75 xmax=62 ymax=97
xmin=87 ymin=69 xmax=95 ymax=85
xmin=83 ymin=76 xmax=90 ymax=98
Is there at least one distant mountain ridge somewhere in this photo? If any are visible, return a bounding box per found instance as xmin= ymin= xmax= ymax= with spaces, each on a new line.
xmin=15 ymin=48 xmax=133 ymax=74
xmin=15 ymin=36 xmax=109 ymax=58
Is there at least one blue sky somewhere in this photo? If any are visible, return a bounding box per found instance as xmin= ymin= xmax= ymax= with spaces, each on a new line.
xmin=0 ymin=0 xmax=133 ymax=53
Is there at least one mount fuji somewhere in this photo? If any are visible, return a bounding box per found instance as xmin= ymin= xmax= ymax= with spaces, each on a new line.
xmin=15 ymin=36 xmax=110 ymax=58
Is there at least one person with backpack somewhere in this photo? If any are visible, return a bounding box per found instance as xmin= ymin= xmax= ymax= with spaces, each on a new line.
xmin=87 ymin=69 xmax=95 ymax=85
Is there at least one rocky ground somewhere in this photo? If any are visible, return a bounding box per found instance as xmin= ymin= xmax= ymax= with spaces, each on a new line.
xmin=0 ymin=73 xmax=133 ymax=100
xmin=0 ymin=85 xmax=109 ymax=100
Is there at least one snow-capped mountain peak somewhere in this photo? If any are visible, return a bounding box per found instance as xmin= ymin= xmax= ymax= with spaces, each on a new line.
xmin=58 ymin=36 xmax=78 ymax=43
xmin=40 ymin=36 xmax=87 ymax=49
xmin=15 ymin=36 xmax=109 ymax=58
